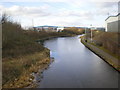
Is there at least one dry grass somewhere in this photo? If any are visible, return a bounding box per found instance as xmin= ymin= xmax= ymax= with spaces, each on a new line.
xmin=2 ymin=21 xmax=45 ymax=59
xmin=81 ymin=37 xmax=120 ymax=71
xmin=93 ymin=31 xmax=120 ymax=56
xmin=3 ymin=49 xmax=50 ymax=88
xmin=85 ymin=30 xmax=120 ymax=57
xmin=63 ymin=27 xmax=85 ymax=35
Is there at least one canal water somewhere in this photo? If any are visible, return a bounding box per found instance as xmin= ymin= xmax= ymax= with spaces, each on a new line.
xmin=37 ymin=35 xmax=119 ymax=88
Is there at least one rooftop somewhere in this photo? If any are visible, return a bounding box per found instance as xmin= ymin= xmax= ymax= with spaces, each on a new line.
xmin=105 ymin=13 xmax=120 ymax=21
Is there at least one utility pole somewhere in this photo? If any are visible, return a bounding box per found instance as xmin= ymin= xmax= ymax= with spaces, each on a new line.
xmin=32 ymin=19 xmax=34 ymax=30
xmin=107 ymin=12 xmax=110 ymax=17
xmin=85 ymin=27 xmax=87 ymax=40
xmin=32 ymin=19 xmax=34 ymax=27
xmin=90 ymin=24 xmax=93 ymax=42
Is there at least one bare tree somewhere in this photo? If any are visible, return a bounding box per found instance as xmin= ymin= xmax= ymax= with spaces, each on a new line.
xmin=0 ymin=13 xmax=10 ymax=24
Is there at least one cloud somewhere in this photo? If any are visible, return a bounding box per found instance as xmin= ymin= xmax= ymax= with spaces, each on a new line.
xmin=0 ymin=4 xmax=94 ymax=20
xmin=0 ymin=0 xmax=118 ymax=27
xmin=90 ymin=0 xmax=119 ymax=2
xmin=0 ymin=5 xmax=51 ymax=17
xmin=94 ymin=2 xmax=117 ymax=8
xmin=93 ymin=2 xmax=118 ymax=16
xmin=34 ymin=16 xmax=85 ymax=27
xmin=51 ymin=7 xmax=95 ymax=21
xmin=0 ymin=0 xmax=85 ymax=2
xmin=1 ymin=0 xmax=119 ymax=2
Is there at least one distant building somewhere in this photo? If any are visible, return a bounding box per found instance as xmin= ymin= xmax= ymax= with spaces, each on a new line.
xmin=95 ymin=27 xmax=105 ymax=32
xmin=33 ymin=25 xmax=58 ymax=32
xmin=57 ymin=27 xmax=64 ymax=32
xmin=105 ymin=13 xmax=120 ymax=32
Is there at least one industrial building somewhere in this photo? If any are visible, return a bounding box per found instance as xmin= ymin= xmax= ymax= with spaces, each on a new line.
xmin=105 ymin=13 xmax=120 ymax=32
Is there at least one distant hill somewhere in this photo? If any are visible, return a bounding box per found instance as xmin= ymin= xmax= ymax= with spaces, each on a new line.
xmin=34 ymin=25 xmax=58 ymax=28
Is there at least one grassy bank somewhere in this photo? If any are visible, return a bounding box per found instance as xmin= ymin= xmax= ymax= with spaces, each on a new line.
xmin=3 ymin=49 xmax=50 ymax=88
xmin=81 ymin=36 xmax=120 ymax=72
xmin=85 ymin=30 xmax=120 ymax=56
xmin=2 ymin=19 xmax=51 ymax=87
xmin=2 ymin=14 xmax=79 ymax=88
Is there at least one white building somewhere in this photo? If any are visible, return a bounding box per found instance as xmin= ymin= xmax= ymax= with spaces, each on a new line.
xmin=105 ymin=13 xmax=120 ymax=32
xmin=57 ymin=27 xmax=64 ymax=32
xmin=33 ymin=26 xmax=57 ymax=32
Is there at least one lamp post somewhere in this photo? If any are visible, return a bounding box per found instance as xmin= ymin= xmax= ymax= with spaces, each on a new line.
xmin=85 ymin=27 xmax=87 ymax=42
xmin=90 ymin=24 xmax=93 ymax=42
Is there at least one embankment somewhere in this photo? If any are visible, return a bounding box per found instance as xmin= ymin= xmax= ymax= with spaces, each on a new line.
xmin=3 ymin=48 xmax=51 ymax=88
xmin=81 ymin=37 xmax=120 ymax=72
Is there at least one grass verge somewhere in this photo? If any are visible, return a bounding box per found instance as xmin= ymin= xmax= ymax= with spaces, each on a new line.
xmin=81 ymin=36 xmax=120 ymax=72
xmin=3 ymin=48 xmax=50 ymax=88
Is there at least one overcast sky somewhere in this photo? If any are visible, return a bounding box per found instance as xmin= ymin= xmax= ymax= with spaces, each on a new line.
xmin=0 ymin=0 xmax=119 ymax=28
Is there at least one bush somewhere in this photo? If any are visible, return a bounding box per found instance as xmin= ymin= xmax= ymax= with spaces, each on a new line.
xmin=2 ymin=14 xmax=46 ymax=59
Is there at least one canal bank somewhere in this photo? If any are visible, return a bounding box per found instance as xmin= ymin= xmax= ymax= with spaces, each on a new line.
xmin=81 ymin=37 xmax=120 ymax=72
xmin=3 ymin=48 xmax=51 ymax=88
xmin=2 ymin=34 xmax=76 ymax=88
